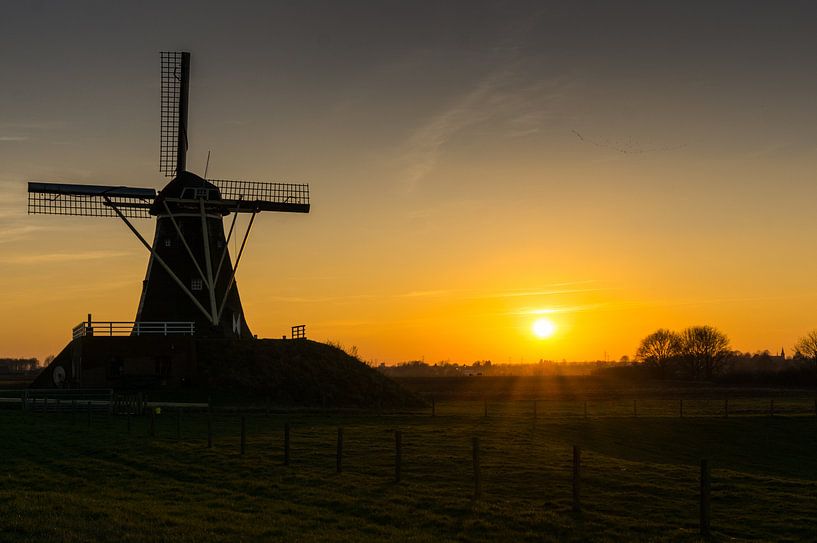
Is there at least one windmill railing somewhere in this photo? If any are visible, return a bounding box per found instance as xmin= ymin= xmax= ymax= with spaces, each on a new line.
xmin=72 ymin=321 xmax=195 ymax=339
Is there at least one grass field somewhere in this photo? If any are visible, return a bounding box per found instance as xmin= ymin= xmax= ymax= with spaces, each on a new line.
xmin=2 ymin=402 xmax=816 ymax=542
xmin=392 ymin=375 xmax=817 ymax=401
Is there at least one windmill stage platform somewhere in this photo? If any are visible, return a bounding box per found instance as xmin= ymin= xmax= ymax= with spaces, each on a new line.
xmin=32 ymin=321 xmax=197 ymax=389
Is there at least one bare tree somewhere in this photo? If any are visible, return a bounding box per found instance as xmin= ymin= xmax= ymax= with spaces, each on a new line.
xmin=794 ymin=330 xmax=817 ymax=365
xmin=636 ymin=329 xmax=680 ymax=378
xmin=678 ymin=325 xmax=731 ymax=380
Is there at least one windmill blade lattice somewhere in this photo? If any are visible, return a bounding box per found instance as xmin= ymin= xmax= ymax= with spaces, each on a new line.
xmin=208 ymin=179 xmax=310 ymax=213
xmin=27 ymin=182 xmax=156 ymax=218
xmin=160 ymin=51 xmax=190 ymax=177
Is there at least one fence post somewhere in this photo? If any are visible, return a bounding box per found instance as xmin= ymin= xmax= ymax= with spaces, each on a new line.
xmin=207 ymin=414 xmax=213 ymax=449
xmin=431 ymin=396 xmax=436 ymax=417
xmin=533 ymin=400 xmax=537 ymax=420
xmin=395 ymin=430 xmax=402 ymax=483
xmin=284 ymin=423 xmax=290 ymax=465
xmin=584 ymin=400 xmax=588 ymax=419
xmin=71 ymin=399 xmax=77 ymax=424
xmin=724 ymin=398 xmax=729 ymax=418
xmin=472 ymin=437 xmax=481 ymax=500
xmin=44 ymin=396 xmax=48 ymax=414
xmin=150 ymin=408 xmax=155 ymax=438
xmin=22 ymin=389 xmax=28 ymax=411
xmin=633 ymin=399 xmax=637 ymax=417
xmin=127 ymin=411 xmax=131 ymax=434
xmin=87 ymin=401 xmax=92 ymax=427
xmin=572 ymin=445 xmax=581 ymax=512
xmin=770 ymin=399 xmax=774 ymax=417
xmin=240 ymin=416 xmax=246 ymax=455
xmin=680 ymin=399 xmax=684 ymax=418
xmin=700 ymin=459 xmax=711 ymax=537
xmin=336 ymin=427 xmax=343 ymax=473
xmin=176 ymin=408 xmax=182 ymax=441
xmin=483 ymin=398 xmax=488 ymax=418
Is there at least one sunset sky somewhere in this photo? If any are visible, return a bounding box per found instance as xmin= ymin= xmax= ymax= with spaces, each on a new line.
xmin=2 ymin=1 xmax=817 ymax=364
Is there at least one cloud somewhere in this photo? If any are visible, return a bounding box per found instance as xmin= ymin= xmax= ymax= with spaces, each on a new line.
xmin=395 ymin=9 xmax=572 ymax=190
xmin=482 ymin=285 xmax=606 ymax=299
xmin=398 ymin=289 xmax=454 ymax=298
xmin=255 ymin=281 xmax=604 ymax=305
xmin=0 ymin=250 xmax=133 ymax=265
xmin=398 ymin=70 xmax=572 ymax=190
xmin=1 ymin=278 xmax=138 ymax=307
xmin=0 ymin=224 xmax=47 ymax=244
xmin=0 ymin=136 xmax=29 ymax=142
xmin=257 ymin=293 xmax=379 ymax=304
xmin=616 ymin=293 xmax=817 ymax=310
xmin=511 ymin=304 xmax=606 ymax=316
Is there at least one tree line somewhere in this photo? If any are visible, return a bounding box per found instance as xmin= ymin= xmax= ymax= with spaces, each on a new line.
xmin=634 ymin=325 xmax=817 ymax=381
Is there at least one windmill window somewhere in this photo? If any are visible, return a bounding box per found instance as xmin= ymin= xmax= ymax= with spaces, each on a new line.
xmin=194 ymin=188 xmax=209 ymax=200
xmin=164 ymin=238 xmax=172 ymax=248
xmin=191 ymin=278 xmax=203 ymax=291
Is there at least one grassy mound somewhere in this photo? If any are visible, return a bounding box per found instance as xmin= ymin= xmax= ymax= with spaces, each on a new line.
xmin=195 ymin=339 xmax=423 ymax=408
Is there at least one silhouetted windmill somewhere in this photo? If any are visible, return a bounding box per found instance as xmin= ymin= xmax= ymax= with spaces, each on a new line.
xmin=27 ymin=52 xmax=310 ymax=339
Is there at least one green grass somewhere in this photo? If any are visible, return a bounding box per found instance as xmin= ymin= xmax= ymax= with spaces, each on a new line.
xmin=1 ymin=406 xmax=816 ymax=542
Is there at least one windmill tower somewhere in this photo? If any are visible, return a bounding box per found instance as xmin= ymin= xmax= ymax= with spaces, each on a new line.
xmin=27 ymin=52 xmax=310 ymax=341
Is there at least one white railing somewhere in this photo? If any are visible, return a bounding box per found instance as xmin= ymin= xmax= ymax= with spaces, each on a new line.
xmin=72 ymin=321 xmax=195 ymax=339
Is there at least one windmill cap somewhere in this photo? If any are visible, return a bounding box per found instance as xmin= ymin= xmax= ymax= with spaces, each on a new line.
xmin=150 ymin=171 xmax=227 ymax=215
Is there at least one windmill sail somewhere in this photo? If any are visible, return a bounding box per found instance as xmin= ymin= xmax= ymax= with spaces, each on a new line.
xmin=27 ymin=182 xmax=156 ymax=218
xmin=207 ymin=179 xmax=310 ymax=213
xmin=160 ymin=51 xmax=190 ymax=177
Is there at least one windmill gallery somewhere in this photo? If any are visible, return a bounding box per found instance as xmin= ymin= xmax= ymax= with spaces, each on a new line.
xmin=26 ymin=52 xmax=311 ymax=390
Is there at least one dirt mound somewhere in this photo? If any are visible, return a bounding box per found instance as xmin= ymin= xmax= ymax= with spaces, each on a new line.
xmin=196 ymin=339 xmax=423 ymax=408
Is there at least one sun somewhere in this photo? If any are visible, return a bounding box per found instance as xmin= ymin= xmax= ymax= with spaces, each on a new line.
xmin=532 ymin=317 xmax=557 ymax=339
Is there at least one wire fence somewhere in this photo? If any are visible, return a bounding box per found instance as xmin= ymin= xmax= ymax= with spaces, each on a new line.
xmin=425 ymin=396 xmax=817 ymax=419
xmin=3 ymin=408 xmax=815 ymax=540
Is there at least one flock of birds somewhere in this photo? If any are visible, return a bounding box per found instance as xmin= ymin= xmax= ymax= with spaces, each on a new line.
xmin=571 ymin=129 xmax=687 ymax=154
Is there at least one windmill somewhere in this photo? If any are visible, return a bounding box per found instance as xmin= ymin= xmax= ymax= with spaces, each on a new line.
xmin=27 ymin=52 xmax=310 ymax=341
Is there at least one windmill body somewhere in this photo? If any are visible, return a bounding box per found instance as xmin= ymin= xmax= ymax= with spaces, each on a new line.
xmin=137 ymin=172 xmax=251 ymax=339
xmin=26 ymin=52 xmax=310 ymax=389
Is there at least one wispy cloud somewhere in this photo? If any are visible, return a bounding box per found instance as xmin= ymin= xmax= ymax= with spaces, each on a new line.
xmin=397 ymin=289 xmax=454 ymax=298
xmin=2 ymin=278 xmax=137 ymax=307
xmin=511 ymin=304 xmax=606 ymax=316
xmin=258 ymin=294 xmax=379 ymax=304
xmin=396 ymin=10 xmax=573 ymax=190
xmin=480 ymin=283 xmax=607 ymax=299
xmin=611 ymin=293 xmax=817 ymax=311
xmin=0 ymin=250 xmax=133 ymax=265
xmin=257 ymin=281 xmax=604 ymax=305
xmin=0 ymin=224 xmax=48 ymax=244
xmin=399 ymin=71 xmax=572 ymax=190
xmin=0 ymin=120 xmax=68 ymax=144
